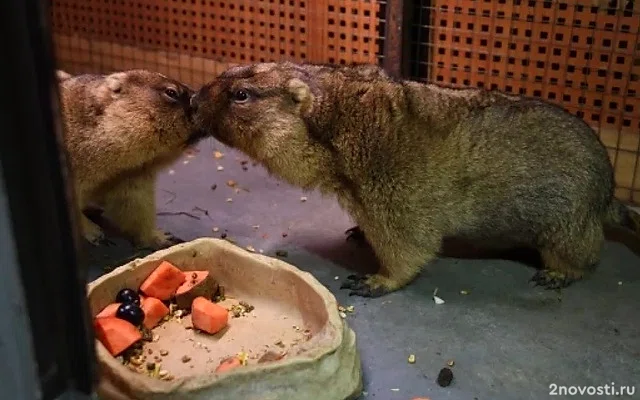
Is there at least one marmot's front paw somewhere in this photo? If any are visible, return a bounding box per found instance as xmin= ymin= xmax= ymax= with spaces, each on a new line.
xmin=83 ymin=223 xmax=114 ymax=246
xmin=137 ymin=230 xmax=185 ymax=250
xmin=529 ymin=270 xmax=580 ymax=290
xmin=340 ymin=273 xmax=395 ymax=297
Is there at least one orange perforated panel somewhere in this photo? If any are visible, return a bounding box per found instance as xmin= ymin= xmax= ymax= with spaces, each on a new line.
xmin=419 ymin=0 xmax=640 ymax=205
xmin=50 ymin=0 xmax=384 ymax=88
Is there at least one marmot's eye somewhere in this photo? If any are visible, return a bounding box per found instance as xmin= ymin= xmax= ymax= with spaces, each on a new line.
xmin=164 ymin=88 xmax=179 ymax=100
xmin=232 ymin=90 xmax=250 ymax=103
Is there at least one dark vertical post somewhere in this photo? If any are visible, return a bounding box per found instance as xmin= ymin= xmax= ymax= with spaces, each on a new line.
xmin=0 ymin=0 xmax=97 ymax=398
xmin=382 ymin=0 xmax=413 ymax=79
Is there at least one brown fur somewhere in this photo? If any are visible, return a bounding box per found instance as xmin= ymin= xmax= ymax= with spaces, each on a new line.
xmin=191 ymin=61 xmax=640 ymax=297
xmin=59 ymin=69 xmax=204 ymax=249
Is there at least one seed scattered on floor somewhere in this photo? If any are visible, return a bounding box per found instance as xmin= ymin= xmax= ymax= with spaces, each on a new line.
xmin=259 ymin=249 xmax=264 ymax=253
xmin=436 ymin=367 xmax=454 ymax=387
xmin=181 ymin=355 xmax=191 ymax=363
xmin=246 ymin=245 xmax=256 ymax=252
xmin=227 ymin=180 xmax=236 ymax=187
xmin=447 ymin=360 xmax=455 ymax=367
xmin=152 ymin=334 xmax=159 ymax=342
xmin=168 ymin=169 xmax=175 ymax=175
xmin=408 ymin=354 xmax=416 ymax=364
xmin=158 ymin=370 xmax=169 ymax=378
xmin=300 ymin=196 xmax=308 ymax=202
xmin=214 ymin=151 xmax=224 ymax=159
xmin=213 ymin=227 xmax=219 ymax=232
xmin=237 ymin=351 xmax=249 ymax=365
xmin=229 ymin=301 xmax=254 ymax=318
xmin=390 ymin=388 xmax=399 ymax=392
xmin=334 ymin=276 xmax=339 ymax=280
xmin=217 ymin=166 xmax=224 ymax=171
xmin=460 ymin=290 xmax=469 ymax=295
xmin=211 ymin=184 xmax=217 ymax=190
xmin=618 ymin=281 xmax=623 ymax=285
xmin=346 ymin=305 xmax=355 ymax=313
xmin=275 ymin=250 xmax=288 ymax=257
xmin=339 ymin=311 xmax=347 ymax=319
xmin=182 ymin=160 xmax=189 ymax=165
xmin=226 ymin=198 xmax=233 ymax=203
xmin=129 ymin=357 xmax=142 ymax=366
xmin=282 ymin=232 xmax=288 ymax=237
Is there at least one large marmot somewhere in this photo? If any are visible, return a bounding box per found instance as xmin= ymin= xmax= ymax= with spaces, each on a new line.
xmin=58 ymin=69 xmax=205 ymax=249
xmin=190 ymin=61 xmax=640 ymax=297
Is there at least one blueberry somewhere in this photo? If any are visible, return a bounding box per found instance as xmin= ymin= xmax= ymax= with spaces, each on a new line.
xmin=116 ymin=303 xmax=145 ymax=326
xmin=116 ymin=288 xmax=140 ymax=305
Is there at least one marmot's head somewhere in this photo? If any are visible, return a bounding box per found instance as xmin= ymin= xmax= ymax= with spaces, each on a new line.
xmin=90 ymin=70 xmax=205 ymax=158
xmin=191 ymin=62 xmax=334 ymax=188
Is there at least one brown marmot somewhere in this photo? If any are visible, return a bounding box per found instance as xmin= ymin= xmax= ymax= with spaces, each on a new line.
xmin=58 ymin=69 xmax=205 ymax=249
xmin=190 ymin=61 xmax=640 ymax=297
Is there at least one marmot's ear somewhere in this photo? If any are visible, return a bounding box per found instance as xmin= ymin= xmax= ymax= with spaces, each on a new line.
xmin=105 ymin=72 xmax=127 ymax=94
xmin=56 ymin=70 xmax=72 ymax=81
xmin=287 ymin=78 xmax=313 ymax=113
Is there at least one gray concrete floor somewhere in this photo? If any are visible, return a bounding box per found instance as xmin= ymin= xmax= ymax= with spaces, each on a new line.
xmin=84 ymin=139 xmax=640 ymax=400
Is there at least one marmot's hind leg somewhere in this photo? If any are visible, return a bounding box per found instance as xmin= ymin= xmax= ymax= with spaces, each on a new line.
xmin=530 ymin=216 xmax=604 ymax=289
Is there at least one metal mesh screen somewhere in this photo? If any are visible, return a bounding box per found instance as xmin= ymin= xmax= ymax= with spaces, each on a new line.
xmin=409 ymin=0 xmax=640 ymax=205
xmin=51 ymin=0 xmax=387 ymax=89
xmin=50 ymin=0 xmax=640 ymax=205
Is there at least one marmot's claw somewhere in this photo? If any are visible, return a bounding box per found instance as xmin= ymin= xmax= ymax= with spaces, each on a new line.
xmin=348 ymin=286 xmax=388 ymax=298
xmin=529 ymin=270 xmax=574 ymax=290
xmin=166 ymin=234 xmax=185 ymax=245
xmin=340 ymin=274 xmax=389 ymax=297
xmin=84 ymin=228 xmax=110 ymax=247
xmin=99 ymin=237 xmax=117 ymax=247
xmin=344 ymin=226 xmax=366 ymax=245
xmin=134 ymin=231 xmax=184 ymax=251
xmin=340 ymin=274 xmax=368 ymax=289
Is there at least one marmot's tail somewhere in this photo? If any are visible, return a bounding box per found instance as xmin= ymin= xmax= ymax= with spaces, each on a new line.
xmin=604 ymin=199 xmax=640 ymax=232
xmin=603 ymin=199 xmax=640 ymax=256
